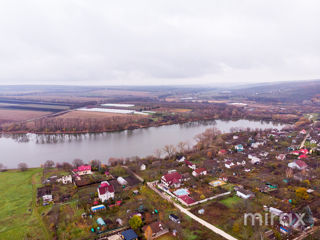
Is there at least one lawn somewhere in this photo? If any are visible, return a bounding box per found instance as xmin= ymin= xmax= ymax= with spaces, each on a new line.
xmin=157 ymin=233 xmax=178 ymax=240
xmin=0 ymin=168 xmax=49 ymax=239
xmin=219 ymin=195 xmax=243 ymax=208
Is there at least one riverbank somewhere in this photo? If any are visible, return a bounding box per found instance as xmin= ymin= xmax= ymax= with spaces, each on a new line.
xmin=0 ymin=115 xmax=288 ymax=135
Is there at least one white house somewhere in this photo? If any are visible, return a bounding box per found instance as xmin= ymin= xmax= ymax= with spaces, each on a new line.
xmin=251 ymin=142 xmax=264 ymax=148
xmin=288 ymin=160 xmax=308 ymax=170
xmin=98 ymin=181 xmax=115 ymax=202
xmin=236 ymin=160 xmax=246 ymax=166
xmin=43 ymin=194 xmax=53 ymax=202
xmin=276 ymin=154 xmax=286 ymax=161
xmin=185 ymin=160 xmax=196 ymax=170
xmin=225 ymin=161 xmax=234 ymax=169
xmin=248 ymin=155 xmax=261 ymax=165
xmin=140 ymin=164 xmax=146 ymax=171
xmin=192 ymin=168 xmax=207 ymax=177
xmin=236 ymin=189 xmax=254 ymax=199
xmin=269 ymin=207 xmax=283 ymax=216
xmin=176 ymin=156 xmax=185 ymax=163
xmin=161 ymin=172 xmax=182 ymax=188
xmin=57 ymin=175 xmax=72 ymax=184
xmin=259 ymin=152 xmax=269 ymax=157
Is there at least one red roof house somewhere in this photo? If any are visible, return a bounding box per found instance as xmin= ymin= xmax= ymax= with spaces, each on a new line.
xmin=161 ymin=172 xmax=182 ymax=188
xmin=192 ymin=168 xmax=207 ymax=177
xmin=218 ymin=149 xmax=227 ymax=155
xmin=179 ymin=195 xmax=195 ymax=205
xmin=98 ymin=181 xmax=115 ymax=202
xmin=288 ymin=160 xmax=308 ymax=170
xmin=185 ymin=160 xmax=196 ymax=169
xmin=298 ymin=154 xmax=307 ymax=159
xmin=299 ymin=149 xmax=309 ymax=155
xmin=73 ymin=165 xmax=92 ymax=175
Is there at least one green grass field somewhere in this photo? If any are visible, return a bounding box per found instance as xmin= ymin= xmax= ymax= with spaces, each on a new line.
xmin=0 ymin=168 xmax=49 ymax=239
xmin=219 ymin=195 xmax=243 ymax=208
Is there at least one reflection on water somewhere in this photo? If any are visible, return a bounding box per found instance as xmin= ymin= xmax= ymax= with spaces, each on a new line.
xmin=0 ymin=119 xmax=284 ymax=168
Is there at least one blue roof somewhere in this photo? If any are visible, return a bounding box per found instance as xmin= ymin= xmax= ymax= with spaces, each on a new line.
xmin=121 ymin=229 xmax=138 ymax=240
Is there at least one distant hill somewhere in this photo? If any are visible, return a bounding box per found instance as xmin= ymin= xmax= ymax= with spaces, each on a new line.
xmin=231 ymin=80 xmax=320 ymax=103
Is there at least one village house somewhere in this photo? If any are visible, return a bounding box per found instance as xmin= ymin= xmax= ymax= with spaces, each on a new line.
xmin=288 ymin=160 xmax=308 ymax=170
xmin=140 ymin=164 xmax=146 ymax=171
xmin=235 ymin=144 xmax=244 ymax=152
xmin=236 ymin=189 xmax=255 ymax=199
xmin=276 ymin=154 xmax=286 ymax=161
xmin=161 ymin=171 xmax=182 ymax=188
xmin=300 ymin=129 xmax=307 ymax=135
xmin=251 ymin=157 xmax=261 ymax=165
xmin=225 ymin=160 xmax=234 ymax=169
xmin=176 ymin=156 xmax=185 ymax=163
xmin=121 ymin=229 xmax=138 ymax=240
xmin=291 ymin=150 xmax=300 ymax=156
xmin=185 ymin=160 xmax=196 ymax=170
xmin=219 ymin=175 xmax=228 ymax=182
xmin=72 ymin=165 xmax=92 ymax=175
xmin=142 ymin=221 xmax=169 ymax=239
xmin=97 ymin=181 xmax=115 ymax=202
xmin=251 ymin=142 xmax=264 ymax=149
xmin=236 ymin=160 xmax=246 ymax=166
xmin=259 ymin=151 xmax=269 ymax=157
xmin=280 ymin=213 xmax=305 ymax=234
xmin=169 ymin=214 xmax=181 ymax=224
xmin=293 ymin=172 xmax=309 ymax=182
xmin=192 ymin=168 xmax=207 ymax=177
xmin=218 ymin=149 xmax=227 ymax=155
xmin=248 ymin=154 xmax=261 ymax=165
xmin=181 ymin=172 xmax=191 ymax=182
xmin=269 ymin=207 xmax=283 ymax=216
xmin=57 ymin=175 xmax=72 ymax=184
xmin=179 ymin=195 xmax=195 ymax=205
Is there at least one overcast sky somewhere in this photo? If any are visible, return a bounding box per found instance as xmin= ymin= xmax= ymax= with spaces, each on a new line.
xmin=0 ymin=0 xmax=319 ymax=86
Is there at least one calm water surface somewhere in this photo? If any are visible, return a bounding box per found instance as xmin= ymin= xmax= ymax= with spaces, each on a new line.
xmin=0 ymin=119 xmax=283 ymax=168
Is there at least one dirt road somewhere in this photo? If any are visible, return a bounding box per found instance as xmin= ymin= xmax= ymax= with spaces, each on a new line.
xmin=147 ymin=181 xmax=238 ymax=240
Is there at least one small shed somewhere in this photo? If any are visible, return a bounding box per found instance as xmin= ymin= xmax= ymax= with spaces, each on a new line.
xmin=97 ymin=217 xmax=106 ymax=226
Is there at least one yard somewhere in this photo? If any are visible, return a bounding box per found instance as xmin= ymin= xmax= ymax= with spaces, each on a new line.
xmin=0 ymin=168 xmax=49 ymax=239
xmin=156 ymin=233 xmax=178 ymax=240
xmin=219 ymin=195 xmax=243 ymax=208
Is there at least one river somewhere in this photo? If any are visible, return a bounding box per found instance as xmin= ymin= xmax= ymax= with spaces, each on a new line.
xmin=0 ymin=119 xmax=284 ymax=168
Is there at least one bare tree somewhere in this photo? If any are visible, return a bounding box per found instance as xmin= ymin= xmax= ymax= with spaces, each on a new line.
xmin=163 ymin=144 xmax=176 ymax=158
xmin=177 ymin=141 xmax=187 ymax=153
xmin=62 ymin=162 xmax=73 ymax=171
xmin=154 ymin=149 xmax=162 ymax=159
xmin=18 ymin=162 xmax=28 ymax=171
xmin=44 ymin=160 xmax=55 ymax=169
xmin=72 ymin=158 xmax=84 ymax=168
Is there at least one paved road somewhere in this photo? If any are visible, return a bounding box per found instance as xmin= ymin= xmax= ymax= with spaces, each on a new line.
xmin=147 ymin=182 xmax=238 ymax=240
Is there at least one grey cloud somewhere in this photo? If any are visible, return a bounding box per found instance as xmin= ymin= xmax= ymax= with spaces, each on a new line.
xmin=0 ymin=0 xmax=319 ymax=85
